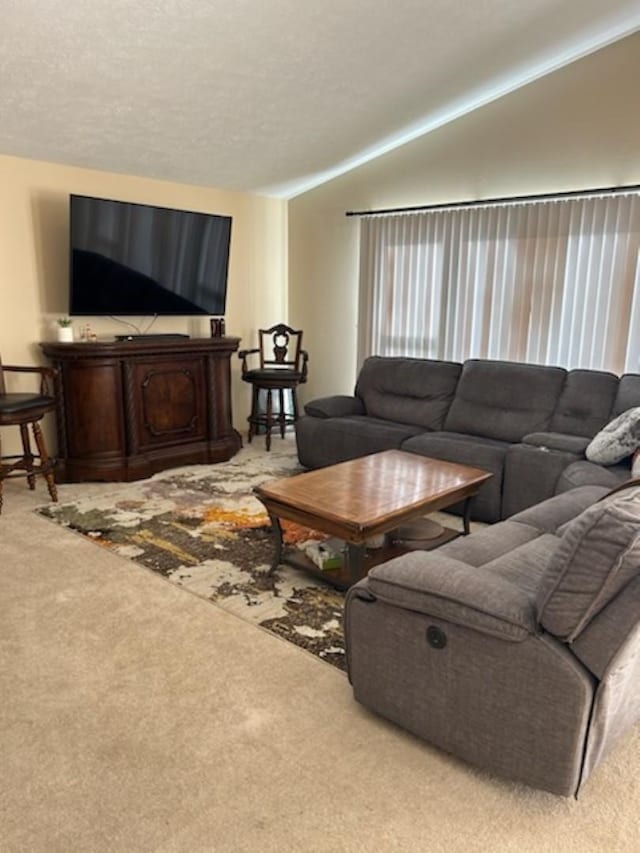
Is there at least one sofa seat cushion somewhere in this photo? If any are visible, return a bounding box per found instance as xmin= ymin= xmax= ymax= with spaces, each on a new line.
xmin=555 ymin=461 xmax=630 ymax=494
xmin=439 ymin=520 xmax=542 ymax=566
xmin=441 ymin=522 xmax=560 ymax=595
xmin=508 ymin=485 xmax=610 ymax=534
xmin=443 ymin=359 xmax=566 ymax=442
xmin=401 ymin=431 xmax=508 ymax=522
xmin=302 ymin=415 xmax=425 ymax=465
xmin=537 ymin=486 xmax=640 ymax=642
xmin=481 ymin=534 xmax=562 ymax=596
xmin=355 ymin=356 xmax=462 ymax=430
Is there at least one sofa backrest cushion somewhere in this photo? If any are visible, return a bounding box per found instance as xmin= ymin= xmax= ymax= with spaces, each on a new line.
xmin=612 ymin=374 xmax=640 ymax=417
xmin=355 ymin=356 xmax=462 ymax=430
xmin=537 ymin=486 xmax=640 ymax=642
xmin=550 ymin=369 xmax=619 ymax=437
xmin=443 ymin=360 xmax=566 ymax=442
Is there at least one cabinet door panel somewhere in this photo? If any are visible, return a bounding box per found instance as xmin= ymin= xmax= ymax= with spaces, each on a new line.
xmin=131 ymin=359 xmax=207 ymax=449
xmin=63 ymin=361 xmax=126 ymax=457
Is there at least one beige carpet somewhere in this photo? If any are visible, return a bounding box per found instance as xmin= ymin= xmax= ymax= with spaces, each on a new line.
xmin=2 ymin=440 xmax=640 ymax=852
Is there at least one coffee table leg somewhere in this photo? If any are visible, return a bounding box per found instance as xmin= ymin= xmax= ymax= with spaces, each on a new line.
xmin=346 ymin=543 xmax=365 ymax=584
xmin=463 ymin=498 xmax=472 ymax=535
xmin=267 ymin=513 xmax=284 ymax=572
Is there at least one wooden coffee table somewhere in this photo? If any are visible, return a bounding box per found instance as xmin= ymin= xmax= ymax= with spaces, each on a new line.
xmin=253 ymin=450 xmax=492 ymax=589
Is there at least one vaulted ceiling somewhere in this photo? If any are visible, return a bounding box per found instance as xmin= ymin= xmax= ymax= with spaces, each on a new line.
xmin=2 ymin=0 xmax=639 ymax=198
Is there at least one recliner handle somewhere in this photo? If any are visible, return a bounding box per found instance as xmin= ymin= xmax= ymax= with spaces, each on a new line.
xmin=353 ymin=588 xmax=376 ymax=603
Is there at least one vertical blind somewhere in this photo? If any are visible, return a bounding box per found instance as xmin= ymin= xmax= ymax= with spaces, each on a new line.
xmin=357 ymin=193 xmax=640 ymax=375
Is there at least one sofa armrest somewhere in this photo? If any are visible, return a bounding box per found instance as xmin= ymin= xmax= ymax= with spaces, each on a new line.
xmin=503 ymin=441 xmax=592 ymax=518
xmin=303 ymin=395 xmax=365 ymax=419
xmin=362 ymin=552 xmax=538 ymax=641
xmin=522 ymin=432 xmax=591 ymax=455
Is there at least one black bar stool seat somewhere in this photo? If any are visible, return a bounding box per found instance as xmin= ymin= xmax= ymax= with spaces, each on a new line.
xmin=0 ymin=357 xmax=59 ymax=514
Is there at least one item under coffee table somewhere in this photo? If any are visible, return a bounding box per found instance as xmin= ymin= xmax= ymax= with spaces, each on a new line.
xmin=253 ymin=450 xmax=492 ymax=589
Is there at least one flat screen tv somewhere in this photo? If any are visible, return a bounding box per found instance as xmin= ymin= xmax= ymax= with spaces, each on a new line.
xmin=69 ymin=195 xmax=232 ymax=316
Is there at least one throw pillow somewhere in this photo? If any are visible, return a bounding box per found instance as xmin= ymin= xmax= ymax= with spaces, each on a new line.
xmin=585 ymin=407 xmax=640 ymax=465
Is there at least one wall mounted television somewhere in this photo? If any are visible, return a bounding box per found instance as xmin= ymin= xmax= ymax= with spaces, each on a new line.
xmin=69 ymin=195 xmax=232 ymax=316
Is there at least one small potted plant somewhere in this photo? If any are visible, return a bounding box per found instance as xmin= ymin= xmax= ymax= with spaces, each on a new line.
xmin=56 ymin=317 xmax=74 ymax=343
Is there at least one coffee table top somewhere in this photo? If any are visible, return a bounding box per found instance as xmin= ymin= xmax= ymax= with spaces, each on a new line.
xmin=255 ymin=450 xmax=491 ymax=541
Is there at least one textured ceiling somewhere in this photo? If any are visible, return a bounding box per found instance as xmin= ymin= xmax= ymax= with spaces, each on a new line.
xmin=2 ymin=0 xmax=639 ymax=198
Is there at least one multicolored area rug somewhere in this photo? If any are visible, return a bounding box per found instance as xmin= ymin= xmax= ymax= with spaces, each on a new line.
xmin=38 ymin=443 xmax=350 ymax=670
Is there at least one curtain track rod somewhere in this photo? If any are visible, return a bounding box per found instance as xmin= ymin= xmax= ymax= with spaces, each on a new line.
xmin=345 ymin=183 xmax=640 ymax=217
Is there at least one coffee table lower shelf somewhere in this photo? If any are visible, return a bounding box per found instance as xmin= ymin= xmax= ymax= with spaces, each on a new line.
xmin=268 ymin=516 xmax=460 ymax=590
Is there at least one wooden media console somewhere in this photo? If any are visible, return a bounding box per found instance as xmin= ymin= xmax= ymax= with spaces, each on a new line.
xmin=40 ymin=337 xmax=242 ymax=482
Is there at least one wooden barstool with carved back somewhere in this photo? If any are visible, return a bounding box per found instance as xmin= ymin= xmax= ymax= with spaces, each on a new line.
xmin=238 ymin=324 xmax=309 ymax=450
xmin=0 ymin=355 xmax=58 ymax=514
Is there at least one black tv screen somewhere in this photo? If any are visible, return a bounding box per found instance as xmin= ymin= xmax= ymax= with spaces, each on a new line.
xmin=69 ymin=195 xmax=232 ymax=316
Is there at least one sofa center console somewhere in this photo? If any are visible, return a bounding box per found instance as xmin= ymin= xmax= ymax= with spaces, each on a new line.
xmin=40 ymin=337 xmax=242 ymax=482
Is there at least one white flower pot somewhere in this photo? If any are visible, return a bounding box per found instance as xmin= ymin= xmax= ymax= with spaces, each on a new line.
xmin=57 ymin=326 xmax=74 ymax=343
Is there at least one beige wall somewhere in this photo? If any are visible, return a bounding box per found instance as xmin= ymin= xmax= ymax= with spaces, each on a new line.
xmin=0 ymin=155 xmax=287 ymax=453
xmin=289 ymin=32 xmax=640 ymax=403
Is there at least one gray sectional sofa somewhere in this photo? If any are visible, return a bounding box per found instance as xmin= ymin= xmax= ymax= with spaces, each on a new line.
xmin=344 ymin=481 xmax=640 ymax=795
xmin=296 ymin=357 xmax=640 ymax=522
